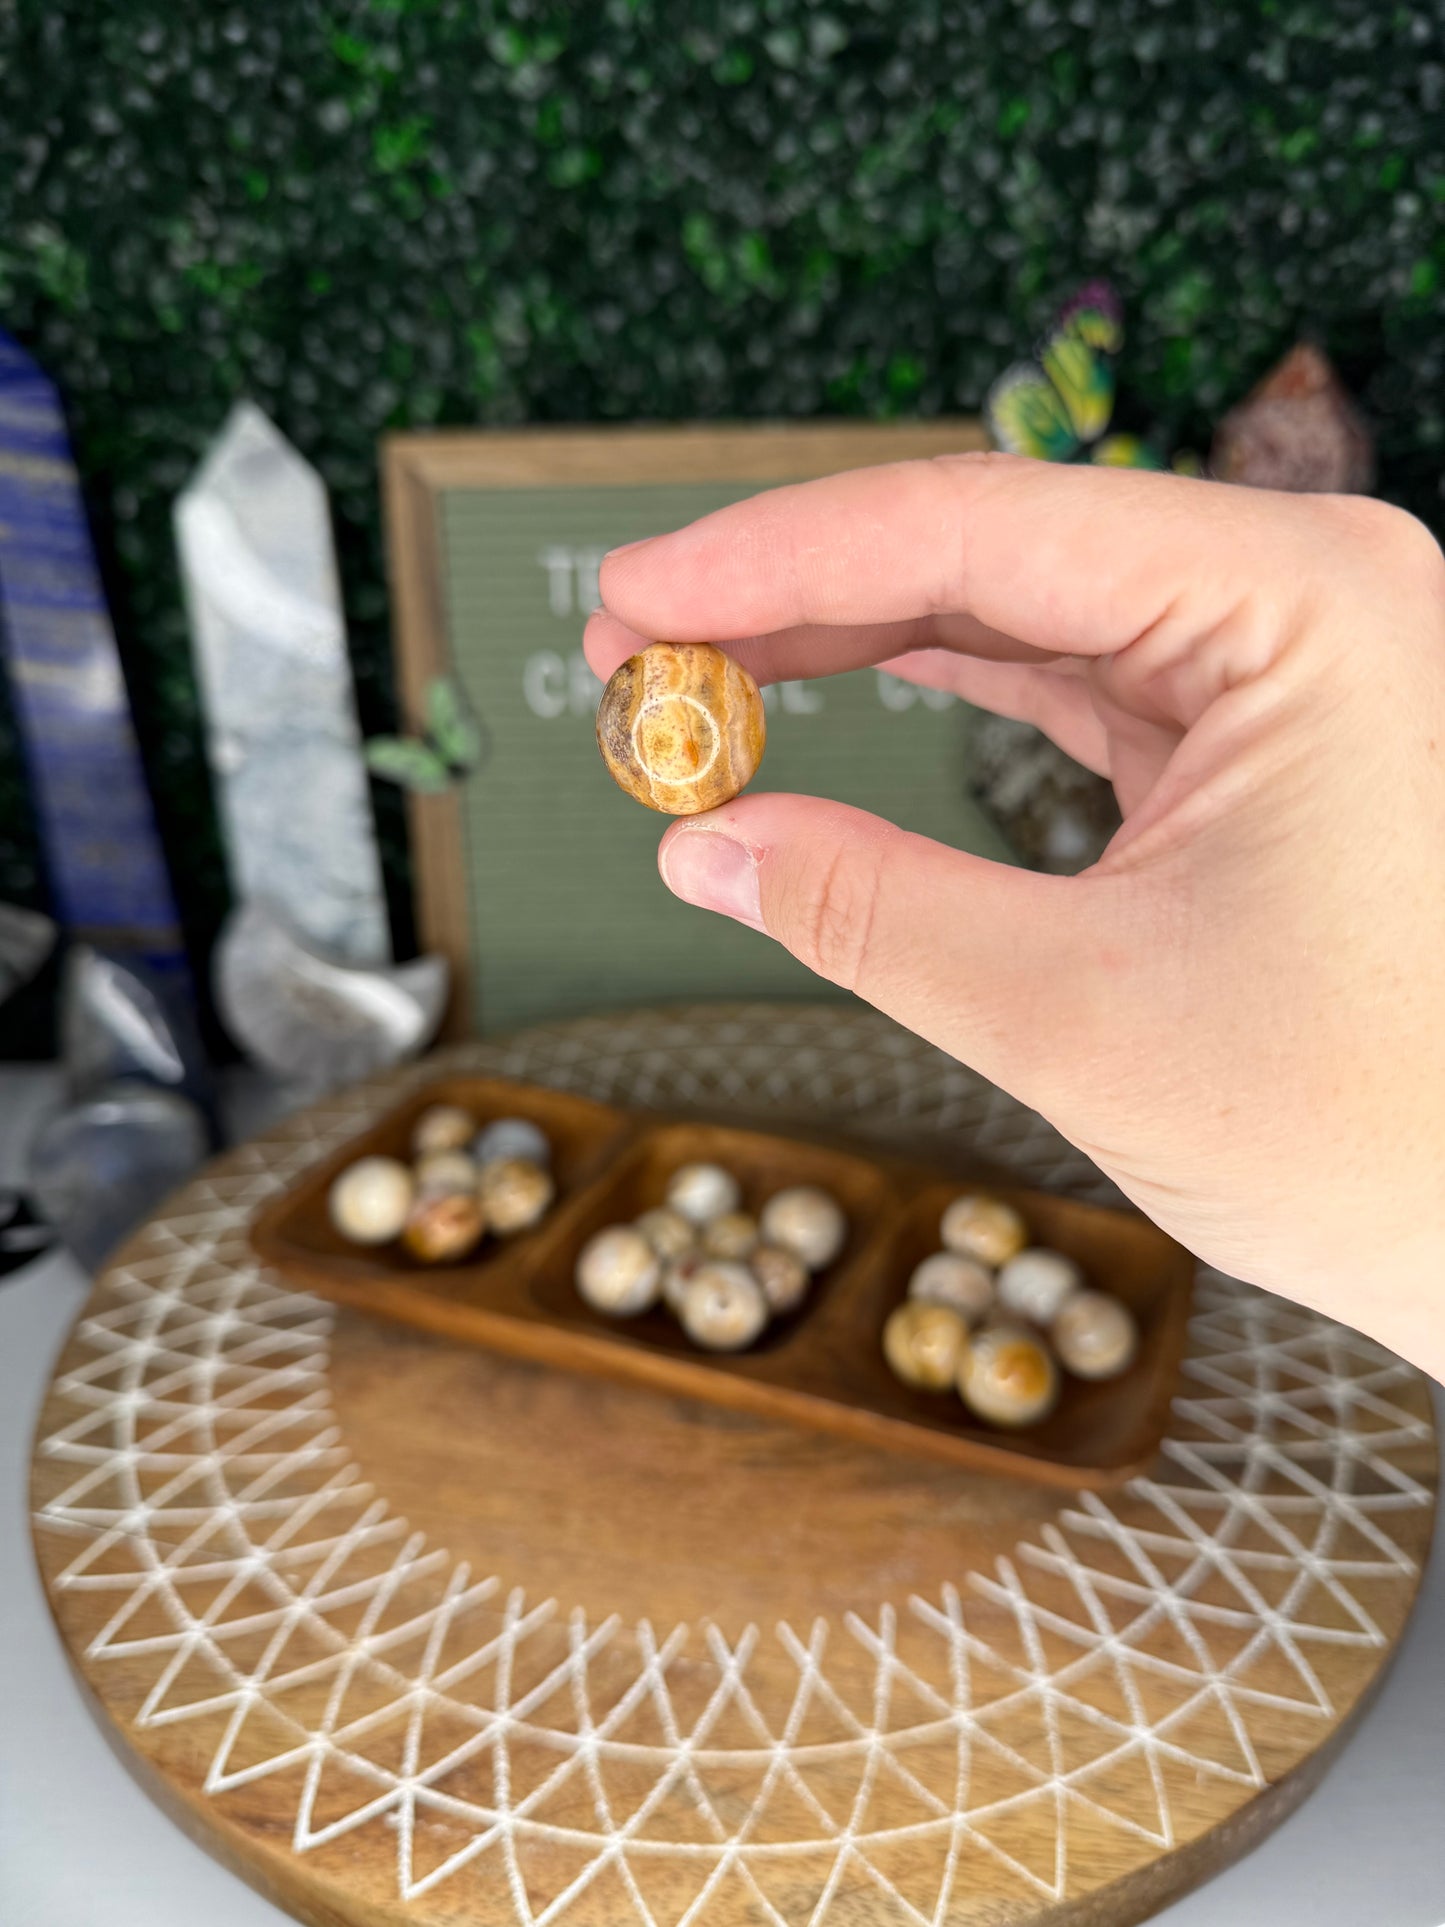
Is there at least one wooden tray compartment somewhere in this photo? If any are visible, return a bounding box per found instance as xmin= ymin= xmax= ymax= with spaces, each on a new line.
xmin=251 ymin=1079 xmax=1194 ymax=1488
xmin=815 ymin=1178 xmax=1195 ymax=1484
xmin=250 ymin=1075 xmax=631 ymax=1299
xmin=526 ymin=1120 xmax=894 ymax=1357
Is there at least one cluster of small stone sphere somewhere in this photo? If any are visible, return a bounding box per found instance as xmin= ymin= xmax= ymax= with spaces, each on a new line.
xmin=575 ymin=1163 xmax=846 ymax=1351
xmin=883 ymin=1193 xmax=1139 ymax=1429
xmin=327 ymin=1104 xmax=556 ymax=1264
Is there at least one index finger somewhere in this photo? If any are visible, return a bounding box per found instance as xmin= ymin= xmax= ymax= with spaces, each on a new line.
xmin=598 ymin=453 xmax=1317 ymax=661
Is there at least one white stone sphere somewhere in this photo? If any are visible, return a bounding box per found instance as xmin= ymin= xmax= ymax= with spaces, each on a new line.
xmin=680 ymin=1261 xmax=769 ymax=1352
xmin=576 ymin=1226 xmax=661 ymax=1316
xmin=1052 ymin=1290 xmax=1139 ymax=1380
xmin=996 ymin=1247 xmax=1083 ymax=1326
xmin=759 ymin=1186 xmax=847 ymax=1271
xmin=907 ymin=1252 xmax=995 ymax=1324
xmin=329 ymin=1157 xmax=414 ymax=1245
xmin=666 ymin=1162 xmax=742 ymax=1225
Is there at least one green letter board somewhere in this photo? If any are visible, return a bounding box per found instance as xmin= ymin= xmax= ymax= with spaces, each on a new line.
xmin=383 ymin=423 xmax=1010 ymax=1036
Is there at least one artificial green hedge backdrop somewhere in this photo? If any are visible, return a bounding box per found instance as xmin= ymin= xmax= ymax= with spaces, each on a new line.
xmin=3 ymin=0 xmax=1444 ymax=970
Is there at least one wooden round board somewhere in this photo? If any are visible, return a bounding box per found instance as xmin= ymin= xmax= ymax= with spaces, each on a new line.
xmin=30 ymin=1005 xmax=1438 ymax=1927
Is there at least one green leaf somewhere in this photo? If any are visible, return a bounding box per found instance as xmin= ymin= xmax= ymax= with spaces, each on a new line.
xmin=365 ymin=738 xmax=453 ymax=793
xmin=424 ymin=678 xmax=482 ymax=771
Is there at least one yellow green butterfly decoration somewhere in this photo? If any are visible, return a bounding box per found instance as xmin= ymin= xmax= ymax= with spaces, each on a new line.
xmin=365 ymin=676 xmax=485 ymax=793
xmin=987 ymin=282 xmax=1201 ymax=474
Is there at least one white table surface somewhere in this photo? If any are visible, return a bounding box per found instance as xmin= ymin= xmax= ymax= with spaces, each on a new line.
xmin=2 ymin=1062 xmax=1442 ymax=1927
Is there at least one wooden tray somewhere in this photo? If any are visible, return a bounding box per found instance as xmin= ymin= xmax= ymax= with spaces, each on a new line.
xmin=249 ymin=1074 xmax=631 ymax=1293
xmin=251 ymin=1076 xmax=1193 ymax=1488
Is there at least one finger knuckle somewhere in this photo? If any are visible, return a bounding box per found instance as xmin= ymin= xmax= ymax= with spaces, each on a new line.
xmin=791 ymin=841 xmax=884 ymax=991
xmin=1317 ymin=496 xmax=1445 ymax=592
xmin=929 ymin=448 xmax=1020 ymax=480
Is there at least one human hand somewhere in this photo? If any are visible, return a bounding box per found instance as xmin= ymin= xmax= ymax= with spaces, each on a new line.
xmin=584 ymin=456 xmax=1445 ymax=1379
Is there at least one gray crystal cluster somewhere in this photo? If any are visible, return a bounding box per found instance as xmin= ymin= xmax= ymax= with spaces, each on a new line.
xmin=26 ymin=946 xmax=216 ymax=1274
xmin=968 ymin=714 xmax=1122 ymax=875
xmin=214 ymin=901 xmax=446 ymax=1096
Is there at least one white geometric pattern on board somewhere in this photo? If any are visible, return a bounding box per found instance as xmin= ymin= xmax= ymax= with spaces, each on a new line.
xmin=33 ymin=1009 xmax=1434 ymax=1925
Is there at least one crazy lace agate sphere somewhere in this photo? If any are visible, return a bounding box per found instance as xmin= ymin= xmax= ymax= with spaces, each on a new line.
xmin=679 ymin=1261 xmax=770 ymax=1351
xmin=750 ymin=1243 xmax=810 ymax=1316
xmin=478 ymin=1157 xmax=554 ymax=1235
xmin=634 ymin=1206 xmax=697 ymax=1263
xmin=883 ymin=1301 xmax=970 ymax=1392
xmin=414 ymin=1149 xmax=478 ymax=1197
xmin=596 ymin=642 xmax=766 ymax=815
xmin=402 ymin=1190 xmax=486 ymax=1264
xmin=329 ymin=1157 xmax=414 ymax=1245
xmin=939 ymin=1192 xmax=1029 ymax=1268
xmin=666 ymin=1161 xmax=741 ymax=1225
xmin=907 ymin=1252 xmax=995 ymax=1324
xmin=997 ymin=1247 xmax=1083 ymax=1326
xmin=576 ymin=1226 xmax=661 ymax=1316
xmin=1053 ymin=1289 xmax=1139 ymax=1380
xmin=760 ymin=1185 xmax=847 ymax=1272
xmin=958 ymin=1324 xmax=1060 ymax=1428
xmin=412 ymin=1103 xmax=475 ymax=1157
xmin=701 ymin=1210 xmax=759 ymax=1261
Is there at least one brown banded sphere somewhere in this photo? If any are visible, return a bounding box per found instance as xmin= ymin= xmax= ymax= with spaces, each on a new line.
xmin=477 ymin=1157 xmax=554 ymax=1235
xmin=750 ymin=1243 xmax=810 ymax=1316
xmin=596 ymin=642 xmax=766 ymax=815
xmin=402 ymin=1191 xmax=486 ymax=1265
xmin=701 ymin=1211 xmax=760 ymax=1261
xmin=414 ymin=1150 xmax=478 ymax=1198
xmin=634 ymin=1206 xmax=696 ymax=1264
xmin=940 ymin=1193 xmax=1029 ymax=1268
xmin=411 ymin=1103 xmax=476 ymax=1157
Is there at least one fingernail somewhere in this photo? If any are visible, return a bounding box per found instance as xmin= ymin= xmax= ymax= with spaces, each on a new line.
xmin=661 ymin=829 xmax=765 ymax=931
xmin=604 ymin=535 xmax=655 ymax=561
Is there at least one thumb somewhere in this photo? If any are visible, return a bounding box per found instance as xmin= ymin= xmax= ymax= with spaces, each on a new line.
xmin=658 ymin=794 xmax=1135 ymax=1108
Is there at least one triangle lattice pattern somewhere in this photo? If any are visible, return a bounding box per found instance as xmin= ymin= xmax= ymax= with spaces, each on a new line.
xmin=33 ymin=1008 xmax=1434 ymax=1925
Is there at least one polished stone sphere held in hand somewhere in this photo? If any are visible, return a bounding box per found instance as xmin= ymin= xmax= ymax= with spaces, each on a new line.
xmin=597 ymin=642 xmax=766 ymax=815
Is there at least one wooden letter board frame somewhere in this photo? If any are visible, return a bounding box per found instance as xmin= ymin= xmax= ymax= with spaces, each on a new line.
xmin=381 ymin=419 xmax=987 ymax=1036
